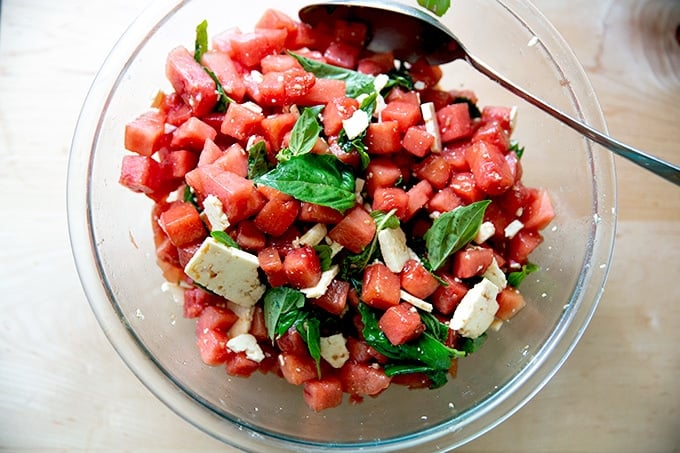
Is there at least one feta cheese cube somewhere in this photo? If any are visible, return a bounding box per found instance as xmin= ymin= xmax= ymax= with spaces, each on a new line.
xmin=504 ymin=219 xmax=524 ymax=239
xmin=226 ymin=333 xmax=265 ymax=363
xmin=420 ymin=102 xmax=442 ymax=153
xmin=400 ymin=290 xmax=433 ymax=312
xmin=184 ymin=237 xmax=265 ymax=307
xmin=449 ymin=278 xmax=500 ymax=339
xmin=301 ymin=265 xmax=339 ymax=299
xmin=201 ymin=194 xmax=230 ymax=232
xmin=297 ymin=223 xmax=327 ymax=247
xmin=378 ymin=226 xmax=410 ymax=273
xmin=320 ymin=334 xmax=350 ymax=368
xmin=474 ymin=221 xmax=495 ymax=244
xmin=482 ymin=258 xmax=507 ymax=290
xmin=342 ymin=109 xmax=370 ymax=140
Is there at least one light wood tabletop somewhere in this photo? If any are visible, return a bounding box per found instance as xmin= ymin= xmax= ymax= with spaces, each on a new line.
xmin=1 ymin=0 xmax=678 ymax=451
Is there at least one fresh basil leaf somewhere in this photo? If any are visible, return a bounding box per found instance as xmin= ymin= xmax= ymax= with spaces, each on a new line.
xmin=382 ymin=363 xmax=449 ymax=389
xmin=254 ymin=153 xmax=356 ymax=212
xmin=507 ymin=262 xmax=539 ymax=287
xmin=509 ymin=140 xmax=525 ymax=159
xmin=194 ymin=20 xmax=209 ymax=63
xmin=296 ymin=316 xmax=322 ymax=377
xmin=459 ymin=333 xmax=488 ymax=355
xmin=453 ymin=96 xmax=482 ymax=119
xmin=384 ymin=63 xmax=414 ymax=93
xmin=203 ymin=67 xmax=233 ymax=112
xmin=210 ymin=230 xmax=240 ymax=249
xmin=289 ymin=52 xmax=375 ymax=98
xmin=263 ymin=287 xmax=305 ymax=341
xmin=359 ymin=303 xmax=465 ymax=372
xmin=424 ymin=200 xmax=491 ymax=270
xmin=417 ymin=0 xmax=451 ymax=16
xmin=339 ymin=210 xmax=398 ymax=279
xmin=313 ymin=244 xmax=333 ymax=271
xmin=279 ymin=107 xmax=323 ymax=161
xmin=247 ymin=140 xmax=271 ymax=180
xmin=183 ymin=185 xmax=199 ymax=208
xmin=420 ymin=311 xmax=450 ymax=344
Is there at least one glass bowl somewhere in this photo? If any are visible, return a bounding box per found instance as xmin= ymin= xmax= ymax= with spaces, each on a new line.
xmin=67 ymin=0 xmax=616 ymax=450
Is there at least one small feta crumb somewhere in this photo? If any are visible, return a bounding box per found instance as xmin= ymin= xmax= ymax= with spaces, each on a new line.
xmin=400 ymin=290 xmax=433 ymax=312
xmin=509 ymin=106 xmax=518 ymax=132
xmin=474 ymin=221 xmax=496 ymax=244
xmin=449 ymin=278 xmax=500 ymax=339
xmin=342 ymin=109 xmax=370 ymax=140
xmin=242 ymin=100 xmax=263 ymax=114
xmin=297 ymin=223 xmax=327 ymax=247
xmin=227 ymin=333 xmax=265 ymax=363
xmin=504 ymin=219 xmax=524 ymax=239
xmin=527 ymin=36 xmax=539 ymax=47
xmin=226 ymin=302 xmax=254 ymax=337
xmin=489 ymin=318 xmax=504 ymax=332
xmin=355 ymin=178 xmax=365 ymax=204
xmin=324 ymin=237 xmax=344 ymax=258
xmin=414 ymin=80 xmax=426 ymax=90
xmin=420 ymin=102 xmax=442 ymax=152
xmin=320 ymin=334 xmax=350 ymax=368
xmin=249 ymin=70 xmax=263 ymax=84
xmin=378 ymin=226 xmax=411 ymax=273
xmin=482 ymin=258 xmax=507 ymax=290
xmin=374 ymin=73 xmax=390 ymax=92
xmin=301 ymin=265 xmax=339 ymax=299
xmin=201 ymin=194 xmax=230 ymax=232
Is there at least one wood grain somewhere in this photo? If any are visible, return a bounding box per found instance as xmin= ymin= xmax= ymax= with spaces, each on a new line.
xmin=0 ymin=0 xmax=678 ymax=451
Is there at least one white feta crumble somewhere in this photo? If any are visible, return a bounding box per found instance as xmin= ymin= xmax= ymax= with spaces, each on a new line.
xmin=474 ymin=221 xmax=496 ymax=244
xmin=449 ymin=278 xmax=500 ymax=339
xmin=373 ymin=73 xmax=390 ymax=92
xmin=226 ymin=333 xmax=265 ymax=363
xmin=320 ymin=334 xmax=350 ymax=368
xmin=297 ymin=223 xmax=328 ymax=247
xmin=342 ymin=109 xmax=370 ymax=140
xmin=226 ymin=302 xmax=254 ymax=337
xmin=400 ymin=290 xmax=433 ymax=313
xmin=378 ymin=226 xmax=411 ymax=273
xmin=504 ymin=219 xmax=524 ymax=239
xmin=184 ymin=237 xmax=265 ymax=307
xmin=509 ymin=105 xmax=518 ymax=132
xmin=420 ymin=102 xmax=442 ymax=153
xmin=324 ymin=237 xmax=344 ymax=258
xmin=201 ymin=194 xmax=230 ymax=231
xmin=301 ymin=265 xmax=339 ymax=299
xmin=482 ymin=258 xmax=507 ymax=290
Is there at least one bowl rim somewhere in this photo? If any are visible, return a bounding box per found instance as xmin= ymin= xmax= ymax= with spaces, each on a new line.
xmin=67 ymin=0 xmax=617 ymax=450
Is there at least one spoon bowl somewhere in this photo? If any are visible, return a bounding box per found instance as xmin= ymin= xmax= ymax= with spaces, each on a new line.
xmin=300 ymin=0 xmax=680 ymax=186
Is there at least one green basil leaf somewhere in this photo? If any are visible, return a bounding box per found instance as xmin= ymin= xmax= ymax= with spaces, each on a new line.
xmin=247 ymin=139 xmax=270 ymax=179
xmin=339 ymin=210 xmax=398 ymax=279
xmin=507 ymin=262 xmax=539 ymax=287
xmin=263 ymin=287 xmax=305 ymax=341
xmin=279 ymin=106 xmax=323 ymax=161
xmin=203 ymin=67 xmax=233 ymax=112
xmin=210 ymin=230 xmax=240 ymax=249
xmin=417 ymin=0 xmax=451 ymax=16
xmin=296 ymin=316 xmax=322 ymax=378
xmin=424 ymin=200 xmax=491 ymax=270
xmin=420 ymin=311 xmax=450 ymax=344
xmin=183 ymin=185 xmax=199 ymax=208
xmin=289 ymin=52 xmax=375 ymax=98
xmin=382 ymin=363 xmax=449 ymax=389
xmin=359 ymin=303 xmax=465 ymax=372
xmin=254 ymin=153 xmax=356 ymax=212
xmin=459 ymin=333 xmax=488 ymax=355
xmin=194 ymin=19 xmax=209 ymax=63
xmin=509 ymin=140 xmax=526 ymax=159
xmin=313 ymin=244 xmax=333 ymax=271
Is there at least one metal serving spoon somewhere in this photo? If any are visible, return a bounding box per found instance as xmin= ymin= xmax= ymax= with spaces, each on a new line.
xmin=299 ymin=0 xmax=680 ymax=186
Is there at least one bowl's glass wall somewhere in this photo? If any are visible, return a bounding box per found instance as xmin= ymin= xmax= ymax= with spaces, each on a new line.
xmin=70 ymin=0 xmax=615 ymax=450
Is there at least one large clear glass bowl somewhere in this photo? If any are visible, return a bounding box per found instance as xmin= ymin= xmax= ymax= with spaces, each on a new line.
xmin=67 ymin=0 xmax=616 ymax=450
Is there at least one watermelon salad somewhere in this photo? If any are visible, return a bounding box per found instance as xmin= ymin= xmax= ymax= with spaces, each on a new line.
xmin=118 ymin=8 xmax=555 ymax=412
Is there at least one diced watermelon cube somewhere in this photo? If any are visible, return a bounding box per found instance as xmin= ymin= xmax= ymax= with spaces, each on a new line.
xmin=400 ymin=259 xmax=440 ymax=299
xmin=124 ymin=110 xmax=167 ymax=156
xmin=378 ymin=303 xmax=425 ymax=345
xmin=170 ymin=116 xmax=217 ymax=151
xmin=338 ymin=361 xmax=391 ymax=396
xmin=328 ymin=206 xmax=376 ymax=254
xmin=158 ymin=201 xmax=207 ymax=248
xmin=437 ymin=103 xmax=472 ymax=143
xmin=361 ymin=263 xmax=401 ymax=310
xmin=496 ymin=287 xmax=527 ymax=321
xmin=284 ymin=246 xmax=322 ymax=289
xmin=165 ymin=46 xmax=218 ymax=117
xmin=220 ymin=102 xmax=264 ymax=141
xmin=303 ymin=376 xmax=344 ymax=411
xmin=365 ymin=120 xmax=401 ymax=155
xmin=381 ymin=101 xmax=422 ymax=132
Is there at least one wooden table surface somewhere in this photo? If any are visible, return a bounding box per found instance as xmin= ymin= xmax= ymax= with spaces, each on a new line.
xmin=1 ymin=0 xmax=678 ymax=451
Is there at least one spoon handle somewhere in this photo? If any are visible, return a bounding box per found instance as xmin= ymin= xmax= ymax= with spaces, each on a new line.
xmin=466 ymin=55 xmax=680 ymax=187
